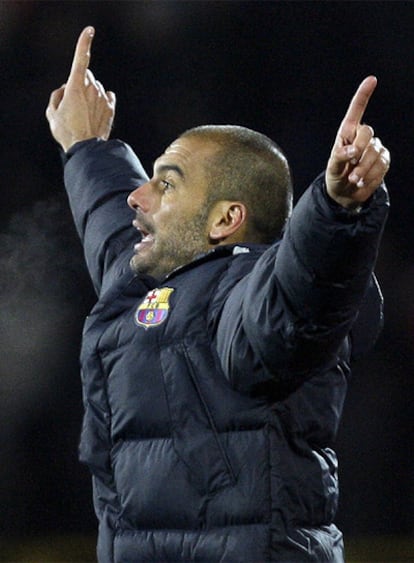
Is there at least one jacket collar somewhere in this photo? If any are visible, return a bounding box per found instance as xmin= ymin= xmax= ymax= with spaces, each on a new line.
xmin=161 ymin=243 xmax=268 ymax=282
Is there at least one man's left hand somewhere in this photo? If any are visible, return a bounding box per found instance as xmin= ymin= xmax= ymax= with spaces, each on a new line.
xmin=326 ymin=76 xmax=390 ymax=210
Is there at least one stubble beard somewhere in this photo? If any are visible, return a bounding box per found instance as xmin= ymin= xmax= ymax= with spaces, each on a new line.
xmin=130 ymin=206 xmax=211 ymax=279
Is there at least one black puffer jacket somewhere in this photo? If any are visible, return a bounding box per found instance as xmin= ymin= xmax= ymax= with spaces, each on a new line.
xmin=64 ymin=139 xmax=388 ymax=562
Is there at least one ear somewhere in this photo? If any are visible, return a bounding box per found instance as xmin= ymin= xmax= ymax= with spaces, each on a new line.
xmin=208 ymin=201 xmax=248 ymax=243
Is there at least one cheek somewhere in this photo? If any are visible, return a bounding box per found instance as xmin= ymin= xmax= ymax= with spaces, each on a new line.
xmin=152 ymin=207 xmax=172 ymax=232
xmin=153 ymin=195 xmax=207 ymax=241
xmin=154 ymin=204 xmax=191 ymax=233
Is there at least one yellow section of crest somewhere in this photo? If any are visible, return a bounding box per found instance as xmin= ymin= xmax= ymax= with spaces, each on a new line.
xmin=156 ymin=288 xmax=174 ymax=304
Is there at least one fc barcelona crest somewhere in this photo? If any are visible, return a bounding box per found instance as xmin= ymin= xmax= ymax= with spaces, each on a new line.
xmin=134 ymin=287 xmax=174 ymax=328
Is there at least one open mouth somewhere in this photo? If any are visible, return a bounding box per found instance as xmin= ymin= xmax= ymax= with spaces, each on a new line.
xmin=133 ymin=219 xmax=155 ymax=252
xmin=137 ymin=232 xmax=154 ymax=243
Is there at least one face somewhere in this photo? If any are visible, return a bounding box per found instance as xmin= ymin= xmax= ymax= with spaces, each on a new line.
xmin=127 ymin=136 xmax=219 ymax=279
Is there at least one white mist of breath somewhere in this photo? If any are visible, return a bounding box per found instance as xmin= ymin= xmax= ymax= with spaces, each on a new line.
xmin=0 ymin=195 xmax=91 ymax=428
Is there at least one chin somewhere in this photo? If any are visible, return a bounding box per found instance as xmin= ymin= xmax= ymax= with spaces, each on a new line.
xmin=129 ymin=254 xmax=163 ymax=279
xmin=130 ymin=254 xmax=148 ymax=275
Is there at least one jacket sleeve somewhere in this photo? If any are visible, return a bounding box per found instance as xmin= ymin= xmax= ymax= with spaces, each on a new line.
xmin=63 ymin=138 xmax=149 ymax=296
xmin=215 ymin=174 xmax=389 ymax=391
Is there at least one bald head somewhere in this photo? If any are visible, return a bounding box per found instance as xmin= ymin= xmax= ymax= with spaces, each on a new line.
xmin=180 ymin=125 xmax=293 ymax=244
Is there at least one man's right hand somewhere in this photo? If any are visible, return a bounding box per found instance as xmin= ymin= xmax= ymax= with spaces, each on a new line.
xmin=46 ymin=26 xmax=116 ymax=152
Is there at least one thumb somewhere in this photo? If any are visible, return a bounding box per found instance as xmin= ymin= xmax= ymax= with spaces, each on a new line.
xmin=47 ymin=86 xmax=66 ymax=112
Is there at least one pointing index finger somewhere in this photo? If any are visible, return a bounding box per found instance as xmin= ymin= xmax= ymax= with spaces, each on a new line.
xmin=339 ymin=76 xmax=377 ymax=141
xmin=67 ymin=26 xmax=95 ymax=88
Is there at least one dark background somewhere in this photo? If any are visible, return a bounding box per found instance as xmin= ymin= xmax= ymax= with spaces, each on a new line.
xmin=0 ymin=1 xmax=412 ymax=560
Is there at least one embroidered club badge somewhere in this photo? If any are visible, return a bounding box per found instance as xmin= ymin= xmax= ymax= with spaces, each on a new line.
xmin=135 ymin=287 xmax=174 ymax=328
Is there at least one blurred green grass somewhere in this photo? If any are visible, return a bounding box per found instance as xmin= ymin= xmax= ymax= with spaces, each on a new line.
xmin=0 ymin=534 xmax=413 ymax=562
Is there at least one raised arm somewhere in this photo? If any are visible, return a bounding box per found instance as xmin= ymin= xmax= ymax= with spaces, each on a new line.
xmin=216 ymin=78 xmax=390 ymax=391
xmin=46 ymin=26 xmax=116 ymax=152
xmin=46 ymin=28 xmax=149 ymax=296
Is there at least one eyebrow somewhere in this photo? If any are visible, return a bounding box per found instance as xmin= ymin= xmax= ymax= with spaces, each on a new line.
xmin=153 ymin=163 xmax=185 ymax=179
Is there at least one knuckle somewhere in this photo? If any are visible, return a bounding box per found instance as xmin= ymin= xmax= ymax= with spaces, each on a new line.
xmin=369 ymin=137 xmax=382 ymax=153
xmin=380 ymin=153 xmax=390 ymax=169
xmin=358 ymin=124 xmax=375 ymax=141
xmin=381 ymin=146 xmax=390 ymax=159
xmin=358 ymin=123 xmax=374 ymax=135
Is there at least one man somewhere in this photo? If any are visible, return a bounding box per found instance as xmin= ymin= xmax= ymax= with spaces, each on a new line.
xmin=46 ymin=27 xmax=389 ymax=562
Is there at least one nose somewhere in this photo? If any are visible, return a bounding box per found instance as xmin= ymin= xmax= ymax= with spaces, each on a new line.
xmin=127 ymin=181 xmax=153 ymax=213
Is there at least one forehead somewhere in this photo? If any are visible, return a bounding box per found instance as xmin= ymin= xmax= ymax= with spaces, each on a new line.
xmin=154 ymin=136 xmax=219 ymax=175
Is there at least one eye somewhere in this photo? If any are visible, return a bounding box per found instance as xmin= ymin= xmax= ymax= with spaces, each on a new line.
xmin=161 ymin=180 xmax=174 ymax=192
